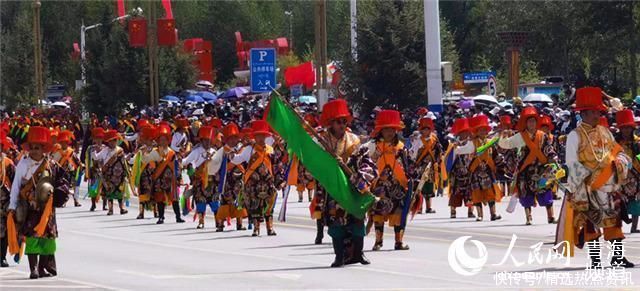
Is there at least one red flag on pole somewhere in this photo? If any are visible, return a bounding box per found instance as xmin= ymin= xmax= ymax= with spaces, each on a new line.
xmin=157 ymin=18 xmax=177 ymax=46
xmin=128 ymin=18 xmax=147 ymax=47
xmin=162 ymin=0 xmax=173 ymax=18
xmin=284 ymin=61 xmax=315 ymax=90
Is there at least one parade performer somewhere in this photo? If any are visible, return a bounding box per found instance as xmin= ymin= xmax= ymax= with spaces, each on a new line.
xmin=561 ymin=87 xmax=634 ymax=268
xmin=231 ymin=120 xmax=278 ymax=237
xmin=51 ymin=130 xmax=82 ymax=207
xmin=0 ymin=133 xmax=15 ymax=268
xmin=86 ymin=127 xmax=106 ymax=212
xmin=366 ymin=110 xmax=411 ymax=251
xmin=409 ymin=117 xmax=441 ymax=214
xmin=498 ymin=107 xmax=558 ymax=225
xmin=495 ymin=115 xmax=518 ymax=198
xmin=456 ymin=115 xmax=502 ymax=222
xmin=171 ymin=117 xmax=191 ymax=157
xmin=130 ymin=125 xmax=156 ymax=219
xmin=316 ymin=99 xmax=374 ymax=267
xmin=216 ymin=122 xmax=248 ymax=232
xmin=182 ymin=126 xmax=218 ymax=229
xmin=538 ymin=115 xmax=562 ymax=200
xmin=614 ymin=109 xmax=640 ymax=234
xmin=96 ymin=130 xmax=129 ymax=215
xmin=8 ymin=126 xmax=69 ymax=279
xmin=145 ymin=123 xmax=184 ymax=224
xmin=447 ymin=118 xmax=476 ymax=219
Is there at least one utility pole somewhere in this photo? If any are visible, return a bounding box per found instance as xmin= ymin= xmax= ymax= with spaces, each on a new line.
xmin=33 ymin=0 xmax=43 ymax=105
xmin=314 ymin=0 xmax=328 ymax=110
xmin=423 ymin=0 xmax=443 ymax=113
xmin=148 ymin=0 xmax=159 ymax=107
xmin=350 ymin=0 xmax=357 ymax=60
xmin=285 ymin=11 xmax=293 ymax=53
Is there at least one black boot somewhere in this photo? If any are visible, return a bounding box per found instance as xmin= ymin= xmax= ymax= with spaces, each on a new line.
xmin=28 ymin=254 xmax=39 ymax=279
xmin=45 ymin=255 xmax=57 ymax=276
xmin=172 ymin=201 xmax=185 ymax=223
xmin=37 ymin=255 xmax=51 ymax=278
xmin=314 ymin=219 xmax=324 ymax=244
xmin=330 ymin=237 xmax=345 ymax=268
xmin=346 ymin=235 xmax=370 ymax=265
xmin=156 ymin=202 xmax=165 ymax=224
xmin=609 ymin=239 xmax=635 ymax=268
xmin=0 ymin=237 xmax=8 ymax=267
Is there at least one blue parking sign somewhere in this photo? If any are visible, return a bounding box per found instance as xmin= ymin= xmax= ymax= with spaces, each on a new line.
xmin=250 ymin=48 xmax=277 ymax=93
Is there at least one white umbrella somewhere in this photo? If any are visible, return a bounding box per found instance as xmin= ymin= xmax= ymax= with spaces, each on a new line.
xmin=51 ymin=101 xmax=69 ymax=108
xmin=196 ymin=80 xmax=213 ymax=88
xmin=523 ymin=93 xmax=553 ymax=104
xmin=191 ymin=108 xmax=204 ymax=116
xmin=498 ymin=101 xmax=512 ymax=109
xmin=473 ymin=94 xmax=499 ymax=105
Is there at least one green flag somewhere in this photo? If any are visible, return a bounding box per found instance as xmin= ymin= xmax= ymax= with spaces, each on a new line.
xmin=265 ymin=95 xmax=374 ymax=219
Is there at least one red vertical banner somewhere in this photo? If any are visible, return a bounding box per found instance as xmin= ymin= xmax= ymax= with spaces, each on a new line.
xmin=116 ymin=0 xmax=126 ymax=17
xmin=157 ymin=18 xmax=177 ymax=46
xmin=162 ymin=0 xmax=173 ymax=18
xmin=199 ymin=41 xmax=213 ymax=82
xmin=128 ymin=18 xmax=147 ymax=47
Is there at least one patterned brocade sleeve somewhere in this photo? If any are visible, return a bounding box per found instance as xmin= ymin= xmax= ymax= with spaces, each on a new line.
xmin=347 ymin=145 xmax=378 ymax=194
xmin=52 ymin=161 xmax=71 ymax=208
xmin=542 ymin=134 xmax=559 ymax=163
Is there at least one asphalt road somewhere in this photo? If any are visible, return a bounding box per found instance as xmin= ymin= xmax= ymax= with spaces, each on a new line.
xmin=2 ymin=184 xmax=639 ymax=290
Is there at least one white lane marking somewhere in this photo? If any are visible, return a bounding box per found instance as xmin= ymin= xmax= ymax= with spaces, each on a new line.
xmin=66 ymin=229 xmax=491 ymax=287
xmin=0 ymin=286 xmax=94 ymax=289
xmin=0 ymin=267 xmax=128 ymax=291
xmin=115 ymin=269 xmax=302 ymax=280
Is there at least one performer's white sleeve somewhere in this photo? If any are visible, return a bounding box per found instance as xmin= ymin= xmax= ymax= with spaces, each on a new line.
xmin=409 ymin=138 xmax=423 ymax=160
xmin=231 ymin=146 xmax=252 ymax=165
xmin=454 ymin=140 xmax=475 ymax=156
xmin=143 ymin=150 xmax=162 ymax=164
xmin=565 ymin=131 xmax=590 ymax=193
xmin=498 ymin=132 xmax=525 ymax=150
xmin=8 ymin=159 xmax=26 ymax=210
xmin=182 ymin=147 xmax=199 ymax=167
xmin=125 ymin=133 xmax=138 ymax=142
xmin=207 ymin=149 xmax=224 ymax=175
xmin=95 ymin=148 xmax=108 ymax=162
xmin=170 ymin=133 xmax=184 ymax=153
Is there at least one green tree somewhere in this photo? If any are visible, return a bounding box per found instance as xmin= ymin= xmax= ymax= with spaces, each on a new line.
xmin=0 ymin=3 xmax=41 ymax=108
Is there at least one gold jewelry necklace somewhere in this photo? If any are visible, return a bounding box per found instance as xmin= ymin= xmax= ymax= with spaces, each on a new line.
xmin=579 ymin=125 xmax=608 ymax=163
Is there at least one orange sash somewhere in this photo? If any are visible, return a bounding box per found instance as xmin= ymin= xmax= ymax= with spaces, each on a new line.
xmin=1 ymin=157 xmax=13 ymax=189
xmin=153 ymin=149 xmax=176 ymax=180
xmin=152 ymin=149 xmax=177 ymax=197
xmin=101 ymin=148 xmax=124 ymax=173
xmin=470 ymin=139 xmax=496 ymax=173
xmin=58 ymin=148 xmax=77 ymax=170
xmin=244 ymin=145 xmax=273 ymax=183
xmin=287 ymin=155 xmax=300 ymax=186
xmin=519 ymin=131 xmax=547 ymax=173
xmin=375 ymin=142 xmax=408 ymax=189
xmin=590 ymin=144 xmax=622 ymax=190
xmin=416 ymin=135 xmax=436 ymax=164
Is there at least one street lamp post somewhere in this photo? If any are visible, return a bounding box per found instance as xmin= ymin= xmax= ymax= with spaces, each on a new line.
xmin=285 ymin=11 xmax=293 ymax=52
xmin=79 ymin=7 xmax=143 ymax=88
